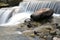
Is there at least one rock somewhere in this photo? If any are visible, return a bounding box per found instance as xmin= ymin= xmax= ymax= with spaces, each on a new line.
xmin=30 ymin=8 xmax=54 ymax=21
xmin=50 ymin=30 xmax=57 ymax=36
xmin=22 ymin=30 xmax=34 ymax=37
xmin=0 ymin=0 xmax=23 ymax=6
xmin=56 ymin=29 xmax=60 ymax=35
xmin=56 ymin=26 xmax=60 ymax=29
xmin=45 ymin=35 xmax=53 ymax=40
xmin=27 ymin=23 xmax=33 ymax=28
xmin=34 ymin=31 xmax=38 ymax=35
xmin=54 ymin=23 xmax=60 ymax=29
xmin=24 ymin=18 xmax=31 ymax=23
xmin=30 ymin=34 xmax=35 ymax=37
xmin=53 ymin=37 xmax=60 ymax=40
xmin=18 ymin=15 xmax=60 ymax=40
xmin=39 ymin=38 xmax=45 ymax=40
xmin=34 ymin=31 xmax=40 ymax=36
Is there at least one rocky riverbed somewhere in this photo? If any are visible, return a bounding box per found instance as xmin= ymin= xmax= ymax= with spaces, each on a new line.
xmin=0 ymin=14 xmax=60 ymax=40
xmin=0 ymin=9 xmax=60 ymax=40
xmin=15 ymin=8 xmax=60 ymax=40
xmin=16 ymin=15 xmax=60 ymax=40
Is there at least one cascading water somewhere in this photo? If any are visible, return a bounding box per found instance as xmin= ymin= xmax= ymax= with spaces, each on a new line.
xmin=0 ymin=8 xmax=14 ymax=24
xmin=0 ymin=11 xmax=32 ymax=26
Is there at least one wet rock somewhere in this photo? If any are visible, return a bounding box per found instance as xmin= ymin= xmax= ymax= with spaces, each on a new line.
xmin=56 ymin=29 xmax=60 ymax=35
xmin=34 ymin=36 xmax=40 ymax=40
xmin=30 ymin=34 xmax=35 ymax=37
xmin=50 ymin=30 xmax=57 ymax=36
xmin=30 ymin=8 xmax=54 ymax=21
xmin=27 ymin=23 xmax=33 ymax=28
xmin=22 ymin=30 xmax=34 ymax=37
xmin=54 ymin=23 xmax=60 ymax=29
xmin=56 ymin=26 xmax=60 ymax=29
xmin=46 ymin=28 xmax=52 ymax=31
xmin=34 ymin=31 xmax=39 ymax=36
xmin=55 ymin=23 xmax=59 ymax=26
xmin=45 ymin=35 xmax=53 ymax=40
xmin=24 ymin=18 xmax=31 ymax=23
xmin=34 ymin=31 xmax=38 ymax=35
xmin=53 ymin=37 xmax=60 ymax=40
xmin=39 ymin=38 xmax=45 ymax=40
xmin=18 ymin=15 xmax=60 ymax=40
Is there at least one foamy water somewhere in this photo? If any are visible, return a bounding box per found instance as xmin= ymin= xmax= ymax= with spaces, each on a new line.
xmin=0 ymin=12 xmax=32 ymax=26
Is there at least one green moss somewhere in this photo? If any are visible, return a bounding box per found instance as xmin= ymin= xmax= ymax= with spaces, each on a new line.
xmin=0 ymin=2 xmax=9 ymax=6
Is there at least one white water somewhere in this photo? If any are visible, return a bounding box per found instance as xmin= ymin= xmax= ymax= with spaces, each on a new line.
xmin=0 ymin=9 xmax=14 ymax=24
xmin=0 ymin=12 xmax=60 ymax=26
xmin=0 ymin=12 xmax=32 ymax=26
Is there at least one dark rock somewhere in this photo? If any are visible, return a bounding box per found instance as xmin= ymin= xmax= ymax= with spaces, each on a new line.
xmin=50 ymin=31 xmax=57 ymax=36
xmin=27 ymin=23 xmax=32 ymax=28
xmin=55 ymin=23 xmax=59 ymax=26
xmin=34 ymin=31 xmax=37 ymax=35
xmin=56 ymin=26 xmax=60 ymax=29
xmin=54 ymin=23 xmax=60 ymax=29
xmin=0 ymin=0 xmax=23 ymax=6
xmin=34 ymin=31 xmax=39 ymax=36
xmin=30 ymin=8 xmax=54 ymax=21
xmin=46 ymin=28 xmax=52 ymax=31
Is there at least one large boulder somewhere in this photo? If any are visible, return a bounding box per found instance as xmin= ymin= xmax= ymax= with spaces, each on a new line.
xmin=30 ymin=8 xmax=54 ymax=21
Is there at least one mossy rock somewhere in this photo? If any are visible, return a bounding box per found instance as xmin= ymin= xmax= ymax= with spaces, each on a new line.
xmin=0 ymin=3 xmax=8 ymax=6
xmin=7 ymin=0 xmax=23 ymax=6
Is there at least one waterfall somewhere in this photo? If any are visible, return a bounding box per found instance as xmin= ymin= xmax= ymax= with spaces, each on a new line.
xmin=0 ymin=12 xmax=32 ymax=26
xmin=0 ymin=8 xmax=14 ymax=24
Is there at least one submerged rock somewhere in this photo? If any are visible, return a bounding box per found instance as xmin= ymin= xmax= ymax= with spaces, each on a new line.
xmin=30 ymin=8 xmax=54 ymax=21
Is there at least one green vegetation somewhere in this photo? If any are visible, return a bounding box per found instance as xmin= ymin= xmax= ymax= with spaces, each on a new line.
xmin=0 ymin=2 xmax=9 ymax=6
xmin=0 ymin=0 xmax=23 ymax=7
